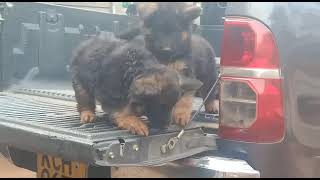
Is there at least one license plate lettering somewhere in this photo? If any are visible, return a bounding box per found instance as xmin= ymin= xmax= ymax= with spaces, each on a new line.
xmin=37 ymin=153 xmax=88 ymax=178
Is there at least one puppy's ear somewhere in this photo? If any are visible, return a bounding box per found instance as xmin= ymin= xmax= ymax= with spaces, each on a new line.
xmin=131 ymin=74 xmax=162 ymax=97
xmin=182 ymin=5 xmax=201 ymax=21
xmin=178 ymin=74 xmax=203 ymax=92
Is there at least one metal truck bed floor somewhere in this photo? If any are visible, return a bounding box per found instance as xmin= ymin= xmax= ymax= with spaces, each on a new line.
xmin=0 ymin=91 xmax=218 ymax=166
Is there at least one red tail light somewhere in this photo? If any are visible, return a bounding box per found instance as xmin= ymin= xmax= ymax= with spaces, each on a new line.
xmin=218 ymin=17 xmax=284 ymax=143
xmin=221 ymin=18 xmax=279 ymax=69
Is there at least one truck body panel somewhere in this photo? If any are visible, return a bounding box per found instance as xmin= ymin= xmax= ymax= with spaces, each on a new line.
xmin=220 ymin=2 xmax=320 ymax=177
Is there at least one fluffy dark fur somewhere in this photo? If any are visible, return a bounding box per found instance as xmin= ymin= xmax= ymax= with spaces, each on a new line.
xmin=71 ymin=32 xmax=202 ymax=136
xmin=118 ymin=2 xmax=220 ymax=117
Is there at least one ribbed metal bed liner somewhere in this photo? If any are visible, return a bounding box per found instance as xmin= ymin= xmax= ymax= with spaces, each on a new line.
xmin=0 ymin=88 xmax=218 ymax=166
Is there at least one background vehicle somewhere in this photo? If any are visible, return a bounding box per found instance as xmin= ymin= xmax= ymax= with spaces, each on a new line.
xmin=1 ymin=2 xmax=319 ymax=178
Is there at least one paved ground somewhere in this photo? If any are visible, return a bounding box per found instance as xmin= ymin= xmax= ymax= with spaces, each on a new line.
xmin=0 ymin=155 xmax=35 ymax=178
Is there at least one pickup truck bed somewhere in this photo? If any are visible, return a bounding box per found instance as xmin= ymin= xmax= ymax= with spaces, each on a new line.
xmin=0 ymin=2 xmax=262 ymax=178
xmin=0 ymin=79 xmax=218 ymax=166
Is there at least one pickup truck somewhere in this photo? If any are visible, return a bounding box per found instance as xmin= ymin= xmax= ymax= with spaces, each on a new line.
xmin=0 ymin=2 xmax=318 ymax=178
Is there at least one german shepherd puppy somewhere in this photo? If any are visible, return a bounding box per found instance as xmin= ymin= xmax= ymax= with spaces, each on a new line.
xmin=71 ymin=32 xmax=202 ymax=136
xmin=118 ymin=2 xmax=220 ymax=124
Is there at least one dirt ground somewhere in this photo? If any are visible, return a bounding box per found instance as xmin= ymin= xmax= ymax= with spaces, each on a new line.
xmin=0 ymin=156 xmax=35 ymax=178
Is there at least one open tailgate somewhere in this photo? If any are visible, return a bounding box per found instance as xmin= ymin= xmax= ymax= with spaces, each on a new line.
xmin=0 ymin=89 xmax=218 ymax=166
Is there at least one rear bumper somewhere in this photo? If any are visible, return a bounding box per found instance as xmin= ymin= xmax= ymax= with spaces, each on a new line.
xmin=177 ymin=155 xmax=260 ymax=178
xmin=111 ymin=155 xmax=260 ymax=178
xmin=0 ymin=144 xmax=259 ymax=178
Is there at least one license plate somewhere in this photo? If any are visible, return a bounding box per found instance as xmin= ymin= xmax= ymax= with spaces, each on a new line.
xmin=37 ymin=153 xmax=88 ymax=178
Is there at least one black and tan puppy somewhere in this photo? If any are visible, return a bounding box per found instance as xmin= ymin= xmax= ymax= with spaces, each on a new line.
xmin=71 ymin=32 xmax=202 ymax=136
xmin=118 ymin=2 xmax=220 ymax=126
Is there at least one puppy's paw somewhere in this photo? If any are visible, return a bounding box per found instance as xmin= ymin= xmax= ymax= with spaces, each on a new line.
xmin=80 ymin=111 xmax=96 ymax=123
xmin=205 ymin=99 xmax=219 ymax=114
xmin=115 ymin=115 xmax=149 ymax=136
xmin=173 ymin=106 xmax=192 ymax=127
xmin=80 ymin=110 xmax=96 ymax=123
xmin=172 ymin=95 xmax=193 ymax=127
